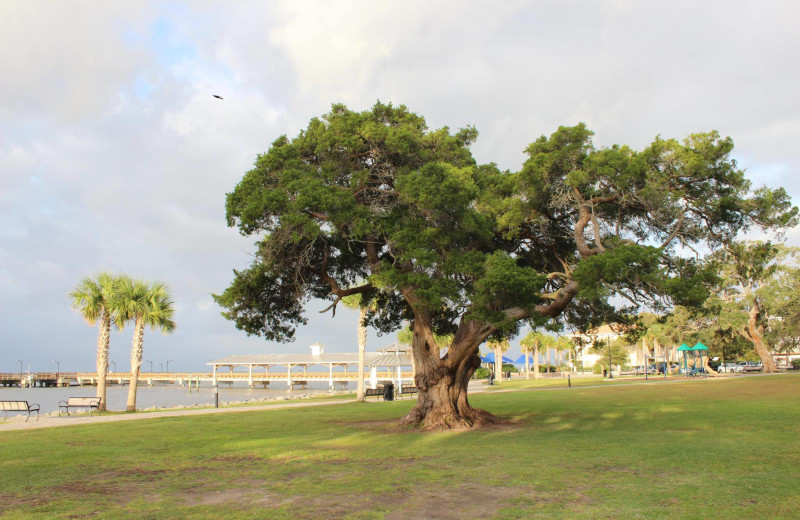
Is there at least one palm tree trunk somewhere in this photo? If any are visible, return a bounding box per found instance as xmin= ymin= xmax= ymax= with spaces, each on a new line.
xmin=524 ymin=349 xmax=530 ymax=379
xmin=126 ymin=320 xmax=144 ymax=412
xmin=533 ymin=343 xmax=541 ymax=379
xmin=356 ymin=307 xmax=367 ymax=402
xmin=96 ymin=311 xmax=111 ymax=411
xmin=494 ymin=344 xmax=502 ymax=383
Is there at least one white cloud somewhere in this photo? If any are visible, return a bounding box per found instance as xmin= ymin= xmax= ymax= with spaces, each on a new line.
xmin=2 ymin=0 xmax=800 ymax=370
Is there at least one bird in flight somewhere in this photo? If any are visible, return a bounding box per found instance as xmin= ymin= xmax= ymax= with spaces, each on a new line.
xmin=212 ymin=94 xmax=223 ymax=100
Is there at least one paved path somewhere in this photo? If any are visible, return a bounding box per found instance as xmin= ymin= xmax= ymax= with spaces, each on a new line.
xmin=0 ymin=398 xmax=357 ymax=432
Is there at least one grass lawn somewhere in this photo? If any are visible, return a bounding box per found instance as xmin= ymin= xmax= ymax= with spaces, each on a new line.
xmin=1 ymin=375 xmax=798 ymax=519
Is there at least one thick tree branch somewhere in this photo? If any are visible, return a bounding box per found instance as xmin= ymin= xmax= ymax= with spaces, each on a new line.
xmin=659 ymin=214 xmax=685 ymax=249
xmin=590 ymin=212 xmax=607 ymax=253
xmin=304 ymin=210 xmax=330 ymax=221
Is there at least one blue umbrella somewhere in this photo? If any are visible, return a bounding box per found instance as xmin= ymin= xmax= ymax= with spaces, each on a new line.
xmin=514 ymin=354 xmax=535 ymax=364
xmin=481 ymin=353 xmax=515 ymax=364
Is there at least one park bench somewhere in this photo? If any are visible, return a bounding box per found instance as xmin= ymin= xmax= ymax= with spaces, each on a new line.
xmin=364 ymin=387 xmax=385 ymax=400
xmin=59 ymin=397 xmax=102 ymax=417
xmin=397 ymin=386 xmax=418 ymax=399
xmin=0 ymin=400 xmax=40 ymax=422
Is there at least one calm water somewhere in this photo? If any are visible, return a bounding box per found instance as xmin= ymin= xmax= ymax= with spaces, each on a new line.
xmin=0 ymin=381 xmax=346 ymax=415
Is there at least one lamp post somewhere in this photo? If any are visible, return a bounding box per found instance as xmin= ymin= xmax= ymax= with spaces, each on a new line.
xmin=166 ymin=360 xmax=173 ymax=373
xmin=159 ymin=361 xmax=164 ymax=373
xmin=17 ymin=359 xmax=23 ymax=377
xmin=147 ymin=360 xmax=153 ymax=373
xmin=53 ymin=360 xmax=60 ymax=377
xmin=110 ymin=361 xmax=116 ymax=373
xmin=607 ymin=339 xmax=614 ymax=379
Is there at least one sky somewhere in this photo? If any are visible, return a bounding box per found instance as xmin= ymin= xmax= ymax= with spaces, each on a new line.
xmin=3 ymin=1 xmax=800 ymax=373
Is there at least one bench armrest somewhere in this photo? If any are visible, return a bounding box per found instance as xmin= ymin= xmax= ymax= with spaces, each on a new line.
xmin=29 ymin=403 xmax=40 ymax=411
xmin=59 ymin=400 xmax=68 ymax=406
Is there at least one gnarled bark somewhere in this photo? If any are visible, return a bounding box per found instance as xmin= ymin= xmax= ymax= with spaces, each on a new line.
xmin=399 ymin=316 xmax=504 ymax=430
xmin=742 ymin=302 xmax=777 ymax=372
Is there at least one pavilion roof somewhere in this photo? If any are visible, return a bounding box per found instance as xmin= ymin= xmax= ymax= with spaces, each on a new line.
xmin=208 ymin=350 xmax=412 ymax=368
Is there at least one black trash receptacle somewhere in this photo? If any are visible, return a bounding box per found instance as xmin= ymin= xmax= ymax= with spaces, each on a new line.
xmin=383 ymin=382 xmax=395 ymax=401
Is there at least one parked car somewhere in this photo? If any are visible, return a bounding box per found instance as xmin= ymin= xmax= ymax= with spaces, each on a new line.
xmin=717 ymin=362 xmax=741 ymax=373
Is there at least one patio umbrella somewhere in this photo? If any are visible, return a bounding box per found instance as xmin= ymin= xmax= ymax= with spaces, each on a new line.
xmin=480 ymin=353 xmax=515 ymax=364
xmin=514 ymin=355 xmax=535 ymax=364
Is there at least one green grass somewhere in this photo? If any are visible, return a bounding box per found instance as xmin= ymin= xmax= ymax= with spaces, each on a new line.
xmin=2 ymin=375 xmax=799 ymax=519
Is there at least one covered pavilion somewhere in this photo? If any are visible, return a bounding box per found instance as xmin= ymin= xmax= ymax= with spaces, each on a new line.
xmin=208 ymin=343 xmax=414 ymax=390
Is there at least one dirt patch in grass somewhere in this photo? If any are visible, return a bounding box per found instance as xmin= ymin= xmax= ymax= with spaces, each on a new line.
xmin=0 ymin=493 xmax=53 ymax=512
xmin=172 ymin=479 xmax=531 ymax=518
xmin=211 ymin=455 xmax=265 ymax=463
xmin=57 ymin=481 xmax=118 ymax=496
xmin=342 ymin=417 xmax=524 ymax=435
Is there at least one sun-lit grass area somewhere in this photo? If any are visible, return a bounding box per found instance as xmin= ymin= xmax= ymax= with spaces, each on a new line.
xmin=1 ymin=375 xmax=798 ymax=519
xmin=487 ymin=373 xmax=640 ymax=390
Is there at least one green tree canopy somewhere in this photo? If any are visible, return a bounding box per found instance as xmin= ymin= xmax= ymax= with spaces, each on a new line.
xmin=216 ymin=102 xmax=797 ymax=429
xmin=705 ymin=241 xmax=800 ymax=371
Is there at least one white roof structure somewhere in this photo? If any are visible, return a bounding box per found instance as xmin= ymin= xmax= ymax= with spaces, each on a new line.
xmin=208 ymin=344 xmax=412 ymax=369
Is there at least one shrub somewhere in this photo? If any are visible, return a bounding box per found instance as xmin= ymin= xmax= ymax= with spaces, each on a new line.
xmin=474 ymin=367 xmax=491 ymax=379
xmin=791 ymin=359 xmax=800 ymax=370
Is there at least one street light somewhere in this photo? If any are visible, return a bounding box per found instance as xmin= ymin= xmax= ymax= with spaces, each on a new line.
xmin=147 ymin=360 xmax=153 ymax=373
xmin=110 ymin=361 xmax=116 ymax=373
xmin=159 ymin=361 xmax=164 ymax=373
xmin=166 ymin=359 xmax=173 ymax=373
xmin=17 ymin=359 xmax=23 ymax=376
xmin=53 ymin=360 xmax=60 ymax=377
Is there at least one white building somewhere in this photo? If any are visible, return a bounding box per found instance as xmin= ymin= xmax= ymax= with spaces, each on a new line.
xmin=568 ymin=324 xmax=644 ymax=370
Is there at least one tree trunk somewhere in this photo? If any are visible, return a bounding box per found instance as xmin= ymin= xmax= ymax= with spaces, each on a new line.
xmin=356 ymin=307 xmax=367 ymax=402
xmin=533 ymin=343 xmax=541 ymax=379
xmin=524 ymin=350 xmax=530 ymax=379
xmin=744 ymin=302 xmax=777 ymax=372
xmin=95 ymin=311 xmax=111 ymax=411
xmin=494 ymin=344 xmax=502 ymax=384
xmin=399 ymin=318 xmax=503 ymax=430
xmin=126 ymin=320 xmax=144 ymax=412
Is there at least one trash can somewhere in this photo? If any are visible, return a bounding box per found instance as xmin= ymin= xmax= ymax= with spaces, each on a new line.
xmin=383 ymin=382 xmax=395 ymax=401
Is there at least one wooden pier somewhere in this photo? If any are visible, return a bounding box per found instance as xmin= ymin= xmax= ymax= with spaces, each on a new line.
xmin=0 ymin=372 xmax=73 ymax=388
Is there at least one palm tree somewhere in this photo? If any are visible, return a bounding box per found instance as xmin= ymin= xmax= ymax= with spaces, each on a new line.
xmin=554 ymin=336 xmax=573 ymax=371
xmin=520 ymin=331 xmax=554 ymax=380
xmin=487 ymin=337 xmax=510 ymax=383
xmin=70 ymin=273 xmax=124 ymax=411
xmin=118 ymin=278 xmax=176 ymax=412
xmin=342 ymin=293 xmax=374 ymax=402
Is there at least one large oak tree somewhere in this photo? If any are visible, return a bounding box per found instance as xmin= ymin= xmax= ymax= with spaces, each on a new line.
xmin=216 ymin=102 xmax=796 ymax=429
xmin=705 ymin=241 xmax=800 ymax=372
